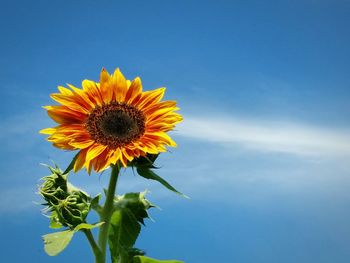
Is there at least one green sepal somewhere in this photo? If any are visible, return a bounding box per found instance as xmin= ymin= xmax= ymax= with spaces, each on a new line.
xmin=90 ymin=194 xmax=102 ymax=214
xmin=133 ymin=256 xmax=184 ymax=263
xmin=42 ymin=222 xmax=104 ymax=256
xmin=67 ymin=181 xmax=89 ymax=197
xmin=103 ymin=188 xmax=108 ymax=197
xmin=40 ymin=162 xmax=63 ymax=175
xmin=49 ymin=211 xmax=63 ymax=229
xmin=63 ymin=151 xmax=80 ymax=175
xmin=131 ymin=154 xmax=159 ymax=169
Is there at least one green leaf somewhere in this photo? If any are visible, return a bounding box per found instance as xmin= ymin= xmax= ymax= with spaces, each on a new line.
xmin=114 ymin=191 xmax=154 ymax=225
xmin=42 ymin=222 xmax=104 ymax=257
xmin=133 ymin=256 xmax=184 ymax=263
xmin=73 ymin=222 xmax=104 ymax=232
xmin=136 ymin=167 xmax=188 ymax=198
xmin=131 ymin=154 xmax=188 ymax=197
xmin=90 ymin=194 xmax=102 ymax=213
xmin=109 ymin=209 xmax=141 ymax=263
xmin=42 ymin=230 xmax=74 ymax=256
xmin=63 ymin=151 xmax=80 ymax=175
xmin=109 ymin=192 xmax=154 ymax=263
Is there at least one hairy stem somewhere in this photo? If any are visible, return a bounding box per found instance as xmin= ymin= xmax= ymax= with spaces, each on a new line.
xmin=97 ymin=164 xmax=120 ymax=263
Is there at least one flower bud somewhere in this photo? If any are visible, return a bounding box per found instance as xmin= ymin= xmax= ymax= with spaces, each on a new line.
xmin=39 ymin=165 xmax=91 ymax=228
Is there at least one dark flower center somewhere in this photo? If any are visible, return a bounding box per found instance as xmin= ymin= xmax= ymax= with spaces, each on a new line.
xmin=85 ymin=102 xmax=145 ymax=148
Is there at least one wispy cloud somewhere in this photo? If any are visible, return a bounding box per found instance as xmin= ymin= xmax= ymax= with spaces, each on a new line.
xmin=177 ymin=115 xmax=350 ymax=157
xmin=3 ymin=112 xmax=350 ymax=214
xmin=0 ymin=186 xmax=38 ymax=214
xmin=0 ymin=111 xmax=50 ymax=152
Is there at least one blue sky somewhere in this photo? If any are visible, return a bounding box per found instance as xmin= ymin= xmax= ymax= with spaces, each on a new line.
xmin=1 ymin=0 xmax=350 ymax=262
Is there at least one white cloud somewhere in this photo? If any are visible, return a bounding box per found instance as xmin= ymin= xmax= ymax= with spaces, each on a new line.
xmin=0 ymin=186 xmax=38 ymax=214
xmin=2 ymin=112 xmax=350 ymax=214
xmin=177 ymin=115 xmax=350 ymax=157
xmin=0 ymin=111 xmax=51 ymax=152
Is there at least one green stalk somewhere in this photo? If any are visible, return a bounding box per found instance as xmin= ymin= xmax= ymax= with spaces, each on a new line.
xmin=83 ymin=229 xmax=103 ymax=262
xmin=97 ymin=164 xmax=120 ymax=263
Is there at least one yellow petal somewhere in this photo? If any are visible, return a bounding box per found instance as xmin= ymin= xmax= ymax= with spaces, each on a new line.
xmin=144 ymin=132 xmax=177 ymax=147
xmin=99 ymin=68 xmax=113 ymax=103
xmin=147 ymin=110 xmax=177 ymax=123
xmin=137 ymin=88 xmax=166 ymax=110
xmin=74 ymin=149 xmax=88 ymax=172
xmin=121 ymin=148 xmax=134 ymax=162
xmin=111 ymin=68 xmax=127 ymax=102
xmin=44 ymin=105 xmax=86 ymax=124
xmin=120 ymin=154 xmax=128 ymax=167
xmin=39 ymin=127 xmax=56 ymax=134
xmin=100 ymin=68 xmax=110 ymax=86
xmin=50 ymin=93 xmax=90 ymax=114
xmin=86 ymin=161 xmax=94 ymax=175
xmin=125 ymin=77 xmax=142 ymax=103
xmin=82 ymin=80 xmax=103 ymax=106
xmin=86 ymin=144 xmax=107 ymax=162
xmin=67 ymin=84 xmax=95 ymax=110
xmin=108 ymin=148 xmax=121 ymax=165
xmin=143 ymin=101 xmax=177 ymax=115
xmin=93 ymin=148 xmax=110 ymax=172
xmin=69 ymin=139 xmax=95 ymax=149
xmin=58 ymin=86 xmax=73 ymax=95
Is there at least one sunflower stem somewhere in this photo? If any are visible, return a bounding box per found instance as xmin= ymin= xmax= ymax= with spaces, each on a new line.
xmin=97 ymin=164 xmax=120 ymax=263
xmin=83 ymin=229 xmax=103 ymax=262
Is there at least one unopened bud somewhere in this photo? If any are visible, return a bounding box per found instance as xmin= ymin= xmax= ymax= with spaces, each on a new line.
xmin=39 ymin=164 xmax=91 ymax=228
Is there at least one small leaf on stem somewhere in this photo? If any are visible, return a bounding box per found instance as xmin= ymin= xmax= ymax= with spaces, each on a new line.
xmin=136 ymin=167 xmax=188 ymax=198
xmin=42 ymin=230 xmax=74 ymax=256
xmin=73 ymin=222 xmax=105 ymax=232
xmin=133 ymin=256 xmax=184 ymax=263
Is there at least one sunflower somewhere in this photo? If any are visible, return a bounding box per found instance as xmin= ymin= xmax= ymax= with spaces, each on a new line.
xmin=40 ymin=68 xmax=182 ymax=173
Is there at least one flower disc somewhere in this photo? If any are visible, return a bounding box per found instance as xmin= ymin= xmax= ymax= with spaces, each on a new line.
xmin=41 ymin=68 xmax=182 ymax=173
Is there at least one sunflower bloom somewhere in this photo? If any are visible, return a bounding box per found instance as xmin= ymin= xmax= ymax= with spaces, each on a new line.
xmin=41 ymin=68 xmax=182 ymax=173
